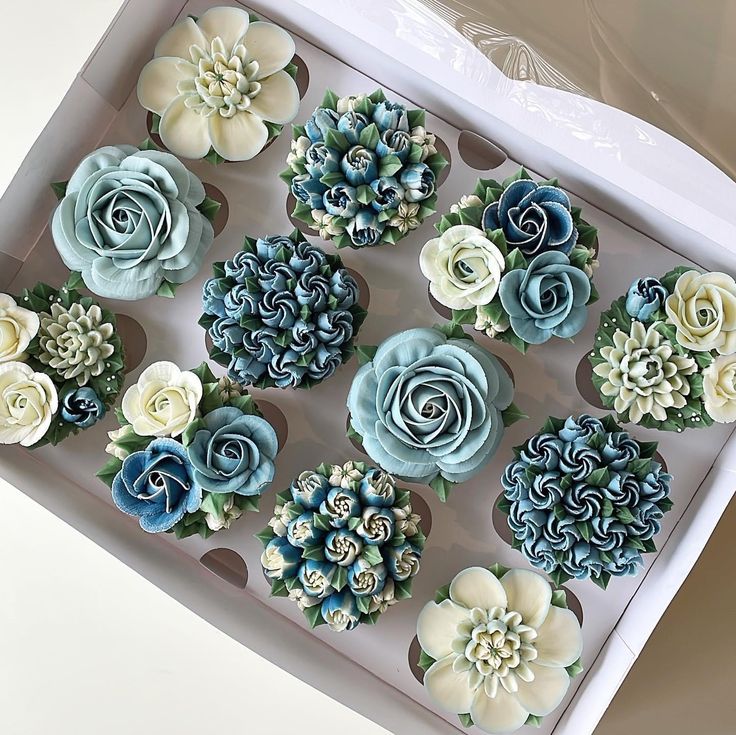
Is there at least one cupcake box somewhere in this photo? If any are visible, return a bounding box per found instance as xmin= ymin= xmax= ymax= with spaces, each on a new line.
xmin=1 ymin=2 xmax=735 ymax=734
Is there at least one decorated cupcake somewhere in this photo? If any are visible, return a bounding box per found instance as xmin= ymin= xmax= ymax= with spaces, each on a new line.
xmin=420 ymin=170 xmax=599 ymax=352
xmin=499 ymin=414 xmax=673 ymax=588
xmin=200 ymin=230 xmax=366 ymax=389
xmin=347 ymin=325 xmax=524 ymax=500
xmin=282 ymin=89 xmax=447 ymax=248
xmin=99 ymin=362 xmax=278 ymax=537
xmin=258 ymin=460 xmax=425 ymax=631
xmin=51 ymin=144 xmax=221 ymax=300
xmin=417 ymin=564 xmax=583 ymax=734
xmin=137 ymin=6 xmax=299 ymax=163
xmin=589 ymin=267 xmax=736 ymax=431
xmin=0 ymin=277 xmax=124 ymax=447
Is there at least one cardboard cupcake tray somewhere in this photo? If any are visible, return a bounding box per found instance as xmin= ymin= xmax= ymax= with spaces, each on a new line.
xmin=1 ymin=2 xmax=734 ymax=733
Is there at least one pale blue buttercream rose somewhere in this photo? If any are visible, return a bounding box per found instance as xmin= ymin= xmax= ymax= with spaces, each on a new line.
xmin=625 ymin=276 xmax=668 ymax=322
xmin=111 ymin=438 xmax=202 ymax=533
xmin=210 ymin=315 xmax=246 ymax=352
xmin=202 ymin=278 xmax=230 ymax=317
xmin=482 ymin=178 xmax=578 ymax=257
xmin=186 ymin=406 xmax=277 ymax=495
xmin=52 ymin=145 xmax=214 ymax=300
xmin=558 ymin=414 xmax=605 ymax=443
xmin=347 ymin=327 xmax=513 ymax=485
xmin=400 ymin=162 xmax=435 ymax=202
xmin=499 ymin=251 xmax=591 ymax=344
xmin=601 ymin=432 xmax=641 ymax=470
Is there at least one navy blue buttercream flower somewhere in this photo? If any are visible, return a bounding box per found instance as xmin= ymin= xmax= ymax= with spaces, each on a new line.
xmin=201 ymin=231 xmax=365 ymax=390
xmin=60 ymin=387 xmax=105 ymax=428
xmin=500 ymin=415 xmax=673 ymax=589
xmin=111 ymin=438 xmax=202 ymax=533
xmin=625 ymin=276 xmax=668 ymax=322
xmin=482 ymin=178 xmax=577 ymax=257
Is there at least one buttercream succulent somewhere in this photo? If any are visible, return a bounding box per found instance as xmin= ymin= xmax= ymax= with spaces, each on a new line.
xmin=137 ymin=6 xmax=299 ymax=163
xmin=0 ymin=280 xmax=124 ymax=447
xmin=423 ymin=170 xmax=598 ymax=352
xmin=590 ymin=267 xmax=736 ymax=431
xmin=258 ymin=461 xmax=426 ymax=631
xmin=282 ymin=89 xmax=447 ymax=249
xmin=347 ymin=325 xmax=523 ymax=500
xmin=499 ymin=414 xmax=673 ymax=588
xmin=51 ymin=144 xmax=220 ymax=300
xmin=100 ymin=363 xmax=279 ymax=538
xmin=200 ymin=230 xmax=366 ymax=389
xmin=417 ymin=565 xmax=583 ymax=734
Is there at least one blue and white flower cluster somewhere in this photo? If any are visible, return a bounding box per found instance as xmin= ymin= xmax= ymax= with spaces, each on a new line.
xmin=283 ymin=89 xmax=447 ymax=249
xmin=99 ymin=362 xmax=279 ymax=539
xmin=200 ymin=231 xmax=367 ymax=390
xmin=499 ymin=414 xmax=673 ymax=589
xmin=259 ymin=461 xmax=425 ymax=631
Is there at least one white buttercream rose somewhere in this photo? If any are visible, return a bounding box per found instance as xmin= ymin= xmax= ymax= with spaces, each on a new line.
xmin=122 ymin=361 xmax=202 ymax=437
xmin=665 ymin=270 xmax=736 ymax=354
xmin=0 ymin=362 xmax=58 ymax=446
xmin=420 ymin=224 xmax=505 ymax=310
xmin=0 ymin=294 xmax=40 ymax=363
xmin=703 ymin=354 xmax=736 ymax=423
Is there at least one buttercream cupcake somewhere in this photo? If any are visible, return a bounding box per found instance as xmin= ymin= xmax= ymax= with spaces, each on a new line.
xmin=420 ymin=170 xmax=599 ymax=352
xmin=137 ymin=6 xmax=299 ymax=163
xmin=589 ymin=267 xmax=736 ymax=431
xmin=0 ymin=277 xmax=124 ymax=447
xmin=282 ymin=89 xmax=448 ymax=248
xmin=499 ymin=414 xmax=673 ymax=588
xmin=200 ymin=230 xmax=367 ymax=389
xmin=417 ymin=564 xmax=583 ymax=734
xmin=347 ymin=324 xmax=524 ymax=500
xmin=258 ymin=460 xmax=425 ymax=631
xmin=99 ymin=362 xmax=279 ymax=538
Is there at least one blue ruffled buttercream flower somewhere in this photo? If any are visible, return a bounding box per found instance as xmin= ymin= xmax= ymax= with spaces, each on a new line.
xmin=348 ymin=327 xmax=514 ymax=485
xmin=625 ymin=276 xmax=668 ymax=322
xmin=60 ymin=387 xmax=105 ymax=428
xmin=499 ymin=251 xmax=591 ymax=344
xmin=305 ymin=108 xmax=340 ymax=141
xmin=111 ymin=437 xmax=202 ymax=533
xmin=482 ymin=178 xmax=578 ymax=257
xmin=372 ymin=100 xmax=409 ymax=132
xmin=51 ymin=146 xmax=214 ymax=300
xmin=337 ymin=111 xmax=370 ymax=145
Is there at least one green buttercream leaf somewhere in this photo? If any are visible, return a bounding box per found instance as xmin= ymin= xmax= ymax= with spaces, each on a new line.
xmin=197 ymin=195 xmax=221 ymax=223
xmin=378 ymin=154 xmax=403 ymax=177
xmin=434 ymin=583 xmax=451 ymax=603
xmin=487 ymin=563 xmax=510 ymax=579
xmin=96 ymin=457 xmax=123 ymax=488
xmin=429 ymin=474 xmax=453 ymax=502
xmin=255 ymin=527 xmax=276 ymax=546
xmin=458 ymin=713 xmax=474 ymax=728
xmin=156 ymin=280 xmax=179 ymax=298
xmin=502 ymin=402 xmax=528 ymax=427
xmin=451 ymin=308 xmax=477 ymax=326
xmin=359 ymin=122 xmax=380 ymax=150
xmin=332 ymin=565 xmax=348 ymax=592
xmin=138 ymin=137 xmax=159 ymax=152
xmin=525 ymin=714 xmax=544 ymax=728
xmin=505 ymin=248 xmax=528 ymax=271
xmin=361 ymin=545 xmax=384 ymax=566
xmin=355 ymin=344 xmax=378 ymax=366
xmin=551 ymin=589 xmax=568 ymax=609
xmin=407 ymin=108 xmax=426 ymax=128
xmin=181 ymin=418 xmax=205 ymax=447
xmin=303 ymin=603 xmax=324 ymax=628
xmin=417 ymin=649 xmax=435 ymax=672
xmin=566 ymin=658 xmax=584 ymax=678
xmin=324 ymin=128 xmax=349 ymax=152
xmin=321 ymin=89 xmax=339 ymax=110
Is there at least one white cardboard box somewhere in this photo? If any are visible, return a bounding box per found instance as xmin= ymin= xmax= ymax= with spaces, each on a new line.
xmin=1 ymin=2 xmax=735 ymax=734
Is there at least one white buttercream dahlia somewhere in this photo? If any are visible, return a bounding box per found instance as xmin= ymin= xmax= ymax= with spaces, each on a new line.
xmin=417 ymin=566 xmax=582 ymax=734
xmin=137 ymin=6 xmax=299 ymax=161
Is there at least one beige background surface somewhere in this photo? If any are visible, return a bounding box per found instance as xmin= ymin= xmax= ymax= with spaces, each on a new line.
xmin=0 ymin=2 xmax=734 ymax=734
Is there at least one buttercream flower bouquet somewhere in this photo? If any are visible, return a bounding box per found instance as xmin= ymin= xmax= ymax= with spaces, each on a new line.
xmin=282 ymin=89 xmax=448 ymax=248
xmin=98 ymin=361 xmax=278 ymax=538
xmin=420 ymin=169 xmax=599 ymax=352
xmin=258 ymin=460 xmax=425 ymax=631
xmin=51 ymin=144 xmax=221 ymax=300
xmin=0 ymin=278 xmax=124 ymax=447
xmin=589 ymin=268 xmax=736 ymax=431
xmin=417 ymin=564 xmax=583 ymax=734
xmin=347 ymin=324 xmax=525 ymax=501
xmin=137 ymin=6 xmax=300 ymax=163
xmin=200 ymin=230 xmax=367 ymax=389
xmin=499 ymin=414 xmax=673 ymax=589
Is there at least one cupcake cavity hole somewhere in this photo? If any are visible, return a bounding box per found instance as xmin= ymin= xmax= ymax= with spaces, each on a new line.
xmin=433 ymin=135 xmax=452 ymax=186
xmin=457 ymin=130 xmax=507 ymax=170
xmin=286 ymin=192 xmax=311 ymax=234
xmin=346 ymin=413 xmax=367 ymax=456
xmin=491 ymin=490 xmax=515 ymax=546
xmin=408 ymin=635 xmax=425 ymax=684
xmin=576 ymin=351 xmax=606 ymax=409
xmin=203 ymin=183 xmax=229 ymax=236
xmin=346 ymin=268 xmax=370 ymax=310
xmin=427 ymin=283 xmax=453 ymax=321
xmin=409 ymin=490 xmax=432 ymax=538
xmin=116 ymin=314 xmax=147 ymax=372
xmin=258 ymin=400 xmax=289 ymax=452
xmin=200 ymin=548 xmax=248 ymax=589
xmin=558 ymin=586 xmax=584 ymax=627
xmin=292 ymin=54 xmax=310 ymax=98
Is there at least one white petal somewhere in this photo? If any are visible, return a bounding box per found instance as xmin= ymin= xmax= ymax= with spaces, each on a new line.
xmin=449 ymin=567 xmax=508 ymax=611
xmin=424 ymin=655 xmax=476 ymax=714
xmin=244 ymin=21 xmax=296 ymax=79
xmin=159 ymin=96 xmax=212 ymax=160
xmin=514 ymin=662 xmax=570 ymax=717
xmin=138 ymin=360 xmax=183 ymax=385
xmin=248 ymin=70 xmax=300 ymax=124
xmin=470 ymin=684 xmax=529 ymax=735
xmin=196 ymin=5 xmax=250 ymax=51
xmin=137 ymin=57 xmax=196 ymax=116
xmin=500 ymin=569 xmax=552 ymax=629
xmin=416 ymin=600 xmax=469 ymax=660
xmin=154 ymin=16 xmax=206 ymax=59
xmin=534 ymin=606 xmax=583 ymax=668
xmin=208 ymin=112 xmax=268 ymax=162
